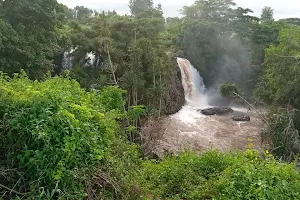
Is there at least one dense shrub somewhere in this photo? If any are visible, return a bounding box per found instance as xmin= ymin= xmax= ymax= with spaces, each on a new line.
xmin=0 ymin=71 xmax=125 ymax=199
xmin=262 ymin=108 xmax=300 ymax=161
xmin=141 ymin=149 xmax=300 ymax=200
xmin=220 ymin=82 xmax=240 ymax=98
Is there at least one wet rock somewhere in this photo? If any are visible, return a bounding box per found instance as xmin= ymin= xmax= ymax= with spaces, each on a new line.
xmin=165 ymin=57 xmax=185 ymax=115
xmin=200 ymin=107 xmax=234 ymax=116
xmin=232 ymin=114 xmax=250 ymax=122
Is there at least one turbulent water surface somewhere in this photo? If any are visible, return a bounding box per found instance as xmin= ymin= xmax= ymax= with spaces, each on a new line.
xmin=155 ymin=58 xmax=262 ymax=156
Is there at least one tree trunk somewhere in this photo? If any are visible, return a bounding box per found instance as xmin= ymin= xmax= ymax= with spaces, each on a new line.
xmin=135 ymin=89 xmax=138 ymax=106
xmin=158 ymin=69 xmax=162 ymax=118
xmin=128 ymin=91 xmax=131 ymax=110
xmin=159 ymin=97 xmax=162 ymax=119
xmin=106 ymin=45 xmax=117 ymax=85
xmin=153 ymin=64 xmax=156 ymax=88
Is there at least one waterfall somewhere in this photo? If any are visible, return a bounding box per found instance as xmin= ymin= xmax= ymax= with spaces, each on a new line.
xmin=62 ymin=51 xmax=73 ymax=69
xmin=177 ymin=57 xmax=207 ymax=107
xmin=62 ymin=48 xmax=76 ymax=70
xmin=61 ymin=48 xmax=96 ymax=70
xmin=85 ymin=52 xmax=96 ymax=67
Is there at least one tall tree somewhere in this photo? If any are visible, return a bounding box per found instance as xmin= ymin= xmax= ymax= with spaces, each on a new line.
xmin=181 ymin=0 xmax=236 ymax=23
xmin=73 ymin=6 xmax=94 ymax=22
xmin=129 ymin=0 xmax=153 ymax=15
xmin=0 ymin=0 xmax=68 ymax=79
xmin=261 ymin=6 xmax=274 ymax=22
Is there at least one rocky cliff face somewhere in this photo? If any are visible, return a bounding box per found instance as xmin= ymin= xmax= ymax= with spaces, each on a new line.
xmin=165 ymin=57 xmax=185 ymax=115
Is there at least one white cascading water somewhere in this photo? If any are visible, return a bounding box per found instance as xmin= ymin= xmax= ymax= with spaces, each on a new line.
xmin=62 ymin=48 xmax=96 ymax=69
xmin=85 ymin=52 xmax=96 ymax=67
xmin=177 ymin=57 xmax=208 ymax=108
xmin=62 ymin=51 xmax=73 ymax=70
xmin=154 ymin=58 xmax=262 ymax=157
xmin=62 ymin=48 xmax=76 ymax=70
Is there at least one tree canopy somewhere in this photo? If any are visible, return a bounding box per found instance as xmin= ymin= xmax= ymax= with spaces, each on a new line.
xmin=261 ymin=6 xmax=274 ymax=22
xmin=129 ymin=0 xmax=154 ymax=15
xmin=0 ymin=0 xmax=69 ymax=79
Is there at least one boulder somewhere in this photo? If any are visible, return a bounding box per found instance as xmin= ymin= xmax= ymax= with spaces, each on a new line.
xmin=232 ymin=114 xmax=250 ymax=122
xmin=200 ymin=107 xmax=234 ymax=116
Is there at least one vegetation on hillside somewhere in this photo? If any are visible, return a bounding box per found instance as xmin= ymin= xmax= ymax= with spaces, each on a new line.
xmin=1 ymin=0 xmax=300 ymax=199
xmin=254 ymin=26 xmax=300 ymax=160
xmin=142 ymin=149 xmax=300 ymax=199
xmin=0 ymin=72 xmax=126 ymax=199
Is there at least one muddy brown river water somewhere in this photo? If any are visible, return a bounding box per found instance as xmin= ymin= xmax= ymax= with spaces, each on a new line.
xmin=155 ymin=105 xmax=263 ymax=156
xmin=152 ymin=58 xmax=263 ymax=156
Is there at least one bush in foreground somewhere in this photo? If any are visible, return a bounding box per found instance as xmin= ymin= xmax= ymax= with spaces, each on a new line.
xmin=141 ymin=149 xmax=300 ymax=200
xmin=0 ymin=72 xmax=125 ymax=199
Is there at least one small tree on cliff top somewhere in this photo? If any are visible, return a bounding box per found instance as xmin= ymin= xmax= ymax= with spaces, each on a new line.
xmin=129 ymin=0 xmax=153 ymax=15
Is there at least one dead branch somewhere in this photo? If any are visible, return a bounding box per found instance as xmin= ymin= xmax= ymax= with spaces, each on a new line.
xmin=106 ymin=45 xmax=118 ymax=86
xmin=163 ymin=117 xmax=172 ymax=135
xmin=94 ymin=171 xmax=122 ymax=195
xmin=0 ymin=183 xmax=27 ymax=196
xmin=278 ymin=55 xmax=300 ymax=60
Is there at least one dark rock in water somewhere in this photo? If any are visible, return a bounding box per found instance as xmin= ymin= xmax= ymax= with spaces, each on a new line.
xmin=165 ymin=57 xmax=185 ymax=115
xmin=232 ymin=115 xmax=250 ymax=122
xmin=200 ymin=107 xmax=234 ymax=116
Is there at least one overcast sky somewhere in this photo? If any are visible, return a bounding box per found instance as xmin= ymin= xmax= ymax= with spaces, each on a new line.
xmin=58 ymin=0 xmax=300 ymax=19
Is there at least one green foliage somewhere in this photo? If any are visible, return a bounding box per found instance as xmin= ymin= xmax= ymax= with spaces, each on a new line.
xmin=73 ymin=6 xmax=94 ymax=22
xmin=220 ymin=82 xmax=239 ymax=98
xmin=0 ymin=73 xmax=124 ymax=198
xmin=162 ymin=18 xmax=184 ymax=50
xmin=261 ymin=6 xmax=274 ymax=22
xmin=65 ymin=9 xmax=171 ymax=115
xmin=69 ymin=66 xmax=109 ymax=90
xmin=210 ymin=150 xmax=300 ymax=199
xmin=100 ymin=86 xmax=127 ymax=111
xmin=262 ymin=108 xmax=300 ymax=161
xmin=181 ymin=0 xmax=236 ymax=23
xmin=250 ymin=21 xmax=286 ymax=65
xmin=141 ymin=149 xmax=300 ymax=199
xmin=279 ymin=18 xmax=300 ymax=26
xmin=181 ymin=20 xmax=220 ymax=86
xmin=253 ymin=26 xmax=300 ymax=160
xmin=128 ymin=105 xmax=145 ymax=122
xmin=141 ymin=150 xmax=232 ymax=198
xmin=254 ymin=26 xmax=300 ymax=106
xmin=87 ymin=137 xmax=144 ymax=200
xmin=129 ymin=0 xmax=154 ymax=15
xmin=0 ymin=0 xmax=70 ymax=79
